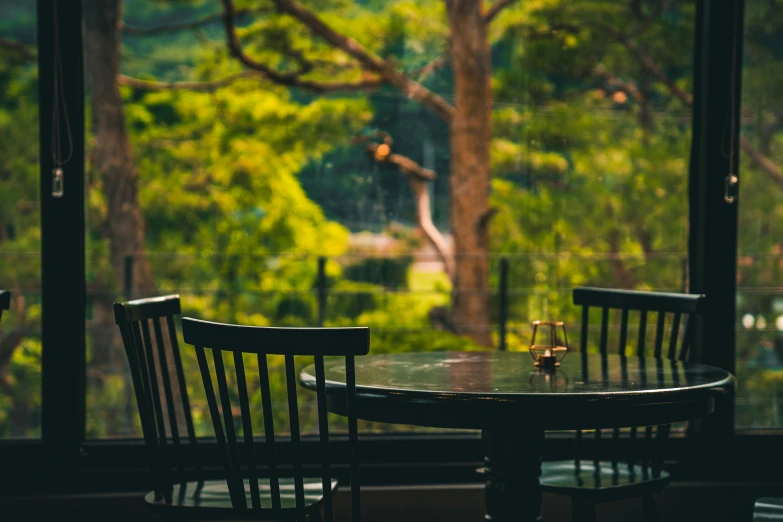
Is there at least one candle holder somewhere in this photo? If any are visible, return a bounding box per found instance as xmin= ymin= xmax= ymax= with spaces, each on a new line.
xmin=530 ymin=320 xmax=569 ymax=369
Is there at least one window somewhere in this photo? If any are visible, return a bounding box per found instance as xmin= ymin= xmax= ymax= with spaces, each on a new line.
xmin=0 ymin=0 xmax=758 ymax=493
xmin=0 ymin=2 xmax=40 ymax=439
xmin=736 ymin=1 xmax=783 ymax=429
xmin=77 ymin=0 xmax=697 ymax=439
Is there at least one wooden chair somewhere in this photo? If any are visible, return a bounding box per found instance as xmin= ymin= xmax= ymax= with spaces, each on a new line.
xmin=539 ymin=287 xmax=705 ymax=522
xmin=754 ymin=498 xmax=783 ymax=521
xmin=0 ymin=290 xmax=9 ymax=322
xmin=113 ymin=295 xmax=206 ymax=519
xmin=180 ymin=317 xmax=369 ymax=522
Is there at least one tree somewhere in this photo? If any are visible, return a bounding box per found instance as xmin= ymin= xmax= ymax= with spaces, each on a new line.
xmin=84 ymin=0 xmax=157 ymax=368
xmin=203 ymin=0 xmax=507 ymax=345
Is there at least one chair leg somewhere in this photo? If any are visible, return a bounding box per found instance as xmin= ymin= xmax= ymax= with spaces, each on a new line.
xmin=573 ymin=502 xmax=596 ymax=522
xmin=642 ymin=494 xmax=660 ymax=522
xmin=308 ymin=507 xmax=324 ymax=522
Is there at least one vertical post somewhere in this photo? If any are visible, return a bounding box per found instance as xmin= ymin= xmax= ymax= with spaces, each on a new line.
xmin=681 ymin=255 xmax=688 ymax=293
xmin=499 ymin=257 xmax=509 ymax=351
xmin=689 ymin=0 xmax=744 ymax=451
xmin=123 ymin=254 xmax=135 ymax=432
xmin=124 ymin=255 xmax=134 ymax=301
xmin=317 ymin=257 xmax=327 ymax=327
xmin=228 ymin=254 xmax=238 ymax=322
xmin=38 ymin=0 xmax=86 ymax=482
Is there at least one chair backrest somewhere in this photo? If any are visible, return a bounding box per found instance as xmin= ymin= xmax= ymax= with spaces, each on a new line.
xmin=181 ymin=317 xmax=369 ymax=522
xmin=114 ymin=295 xmax=203 ymax=502
xmin=572 ymin=287 xmax=706 ymax=479
xmin=0 ymin=290 xmax=9 ymax=323
xmin=574 ymin=286 xmax=705 ymax=361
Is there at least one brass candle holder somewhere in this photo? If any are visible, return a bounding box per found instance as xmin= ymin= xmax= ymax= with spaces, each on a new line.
xmin=530 ymin=320 xmax=569 ymax=369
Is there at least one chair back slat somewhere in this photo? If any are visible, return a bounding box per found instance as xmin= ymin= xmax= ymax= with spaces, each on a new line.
xmin=212 ymin=348 xmax=247 ymax=510
xmin=137 ymin=321 xmax=170 ymax=458
xmin=314 ymin=355 xmax=335 ymax=522
xmin=346 ymin=354 xmax=362 ymax=522
xmin=166 ymin=315 xmax=203 ymax=482
xmin=151 ymin=317 xmax=185 ymax=481
xmin=194 ymin=344 xmax=242 ymax=505
xmin=234 ymin=351 xmax=261 ymax=510
xmin=284 ymin=354 xmax=307 ymax=522
xmin=115 ymin=295 xmax=204 ymax=501
xmin=637 ymin=309 xmax=648 ymax=356
xmin=181 ymin=318 xmax=369 ymax=522
xmin=580 ymin=306 xmax=589 ymax=354
xmin=653 ymin=312 xmax=666 ymax=358
xmin=667 ymin=312 xmax=682 ymax=360
xmin=599 ymin=307 xmax=609 ymax=356
xmin=618 ymin=308 xmax=629 ymax=356
xmin=257 ymin=353 xmax=281 ymax=510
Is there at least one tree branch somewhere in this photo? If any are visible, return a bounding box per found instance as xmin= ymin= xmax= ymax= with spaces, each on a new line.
xmin=270 ymin=0 xmax=455 ymax=122
xmin=409 ymin=55 xmax=447 ymax=83
xmin=740 ymin=135 xmax=783 ymax=191
xmin=0 ymin=37 xmax=35 ymax=61
xmin=117 ymin=71 xmax=257 ymax=91
xmin=593 ymin=64 xmax=643 ymax=103
xmin=602 ymin=24 xmax=783 ymax=192
xmin=363 ymin=141 xmax=438 ymax=182
xmin=218 ymin=0 xmax=385 ymax=94
xmin=602 ymin=24 xmax=693 ymax=106
xmin=121 ymin=7 xmax=264 ymax=36
xmin=484 ymin=0 xmax=516 ymax=25
xmin=356 ymin=136 xmax=454 ymax=280
xmin=118 ymin=71 xmax=382 ymax=93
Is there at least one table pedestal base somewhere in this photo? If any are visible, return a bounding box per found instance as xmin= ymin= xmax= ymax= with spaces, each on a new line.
xmin=483 ymin=427 xmax=544 ymax=522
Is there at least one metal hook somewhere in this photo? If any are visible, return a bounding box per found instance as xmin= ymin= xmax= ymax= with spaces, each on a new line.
xmin=724 ymin=174 xmax=738 ymax=204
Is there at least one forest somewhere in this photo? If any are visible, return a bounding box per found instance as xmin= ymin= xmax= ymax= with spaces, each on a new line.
xmin=1 ymin=0 xmax=782 ymax=437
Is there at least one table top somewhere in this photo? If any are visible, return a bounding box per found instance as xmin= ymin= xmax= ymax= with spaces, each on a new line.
xmin=299 ymin=351 xmax=735 ymax=430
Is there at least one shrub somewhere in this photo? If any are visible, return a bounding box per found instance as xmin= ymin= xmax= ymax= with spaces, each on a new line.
xmin=342 ymin=256 xmax=413 ymax=289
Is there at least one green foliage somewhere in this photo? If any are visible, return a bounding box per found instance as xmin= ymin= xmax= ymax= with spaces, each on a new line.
xmin=5 ymin=0 xmax=783 ymax=437
xmin=343 ymin=256 xmax=413 ymax=288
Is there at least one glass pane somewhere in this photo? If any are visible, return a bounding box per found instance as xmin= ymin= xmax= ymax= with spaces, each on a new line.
xmin=84 ymin=0 xmax=693 ymax=437
xmin=736 ymin=1 xmax=783 ymax=429
xmin=0 ymin=2 xmax=41 ymax=438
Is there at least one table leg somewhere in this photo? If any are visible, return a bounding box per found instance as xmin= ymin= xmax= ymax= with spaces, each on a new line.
xmin=482 ymin=427 xmax=544 ymax=522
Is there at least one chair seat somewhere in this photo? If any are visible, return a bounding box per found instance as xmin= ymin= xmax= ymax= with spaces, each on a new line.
xmin=540 ymin=460 xmax=670 ymax=502
xmin=754 ymin=498 xmax=783 ymax=521
xmin=144 ymin=477 xmax=339 ymax=519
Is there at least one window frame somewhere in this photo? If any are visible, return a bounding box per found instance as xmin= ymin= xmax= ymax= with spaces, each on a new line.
xmin=2 ymin=0 xmax=772 ymax=495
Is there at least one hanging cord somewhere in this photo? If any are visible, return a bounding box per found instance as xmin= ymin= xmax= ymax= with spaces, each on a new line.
xmin=723 ymin=1 xmax=742 ymax=203
xmin=50 ymin=0 xmax=73 ymax=171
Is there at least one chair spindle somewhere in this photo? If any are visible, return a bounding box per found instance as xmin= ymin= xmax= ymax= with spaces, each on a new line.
xmin=347 ymin=355 xmax=362 ymax=522
xmin=285 ymin=354 xmax=307 ymax=522
xmin=234 ymin=351 xmax=261 ymax=510
xmin=315 ymin=355 xmax=334 ymax=522
xmin=257 ymin=353 xmax=281 ymax=510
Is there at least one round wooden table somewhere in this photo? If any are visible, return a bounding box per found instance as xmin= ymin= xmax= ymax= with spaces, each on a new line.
xmin=299 ymin=351 xmax=735 ymax=522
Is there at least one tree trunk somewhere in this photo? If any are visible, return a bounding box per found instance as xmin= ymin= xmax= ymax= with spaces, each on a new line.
xmin=446 ymin=0 xmax=493 ymax=346
xmin=83 ymin=0 xmax=157 ymax=367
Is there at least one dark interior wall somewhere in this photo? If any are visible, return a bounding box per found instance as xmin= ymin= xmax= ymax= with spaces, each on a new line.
xmin=0 ymin=482 xmax=778 ymax=522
